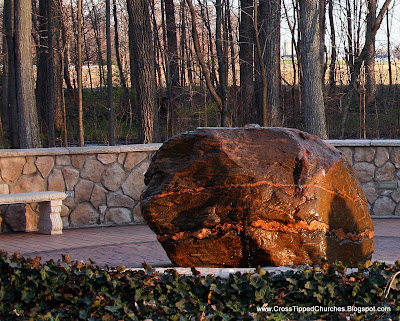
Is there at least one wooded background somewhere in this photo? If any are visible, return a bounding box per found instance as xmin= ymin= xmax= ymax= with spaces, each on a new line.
xmin=1 ymin=0 xmax=399 ymax=148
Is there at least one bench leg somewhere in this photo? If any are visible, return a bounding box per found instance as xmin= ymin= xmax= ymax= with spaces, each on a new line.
xmin=38 ymin=200 xmax=63 ymax=235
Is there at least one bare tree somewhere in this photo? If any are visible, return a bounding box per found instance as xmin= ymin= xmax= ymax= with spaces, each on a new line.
xmin=82 ymin=14 xmax=96 ymax=93
xmin=328 ymin=0 xmax=336 ymax=90
xmin=36 ymin=0 xmax=64 ymax=147
xmin=215 ymin=0 xmax=229 ymax=126
xmin=186 ymin=0 xmax=224 ymax=125
xmin=2 ymin=0 xmax=397 ymax=144
xmin=345 ymin=0 xmax=355 ymax=75
xmin=282 ymin=0 xmax=300 ymax=112
xmin=151 ymin=0 xmax=164 ymax=91
xmin=253 ymin=0 xmax=268 ymax=126
xmin=106 ymin=0 xmax=115 ymax=145
xmin=386 ymin=8 xmax=392 ymax=89
xmin=163 ymin=0 xmax=180 ymax=135
xmin=179 ymin=0 xmax=187 ymax=87
xmin=340 ymin=0 xmax=392 ymax=138
xmin=319 ymin=0 xmax=326 ymax=82
xmin=1 ymin=32 xmax=10 ymax=145
xmin=113 ymin=0 xmax=128 ymax=90
xmin=3 ymin=0 xmax=19 ymax=147
xmin=259 ymin=0 xmax=282 ymax=126
xmin=89 ymin=0 xmax=106 ymax=88
xmin=197 ymin=1 xmax=218 ymax=88
xmin=299 ymin=0 xmax=328 ymax=138
xmin=14 ymin=0 xmax=42 ymax=148
xmin=239 ymin=0 xmax=255 ymax=125
xmin=127 ymin=0 xmax=158 ymax=143
xmin=77 ymin=0 xmax=84 ymax=146
xmin=365 ymin=0 xmax=377 ymax=105
xmin=61 ymin=5 xmax=76 ymax=104
xmin=226 ymin=0 xmax=237 ymax=88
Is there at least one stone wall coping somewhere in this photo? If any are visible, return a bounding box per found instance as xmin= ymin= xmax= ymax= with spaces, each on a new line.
xmin=0 ymin=147 xmax=70 ymax=157
xmin=369 ymin=140 xmax=400 ymax=146
xmin=2 ymin=140 xmax=400 ymax=157
xmin=326 ymin=139 xmax=400 ymax=147
xmin=325 ymin=139 xmax=372 ymax=146
xmin=120 ymin=143 xmax=163 ymax=152
xmin=66 ymin=146 xmax=122 ymax=155
xmin=0 ymin=143 xmax=163 ymax=157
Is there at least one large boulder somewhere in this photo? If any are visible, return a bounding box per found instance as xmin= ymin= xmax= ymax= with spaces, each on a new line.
xmin=142 ymin=127 xmax=374 ymax=267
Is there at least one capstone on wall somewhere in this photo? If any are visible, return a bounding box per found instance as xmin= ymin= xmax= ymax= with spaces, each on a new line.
xmin=0 ymin=144 xmax=161 ymax=233
xmin=327 ymin=140 xmax=400 ymax=218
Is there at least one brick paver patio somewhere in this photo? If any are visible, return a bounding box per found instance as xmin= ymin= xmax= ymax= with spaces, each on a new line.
xmin=0 ymin=219 xmax=399 ymax=268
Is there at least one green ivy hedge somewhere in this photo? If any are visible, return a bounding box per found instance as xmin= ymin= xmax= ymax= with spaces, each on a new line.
xmin=1 ymin=251 xmax=399 ymax=320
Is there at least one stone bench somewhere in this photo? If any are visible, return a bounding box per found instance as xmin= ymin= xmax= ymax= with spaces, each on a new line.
xmin=0 ymin=191 xmax=67 ymax=235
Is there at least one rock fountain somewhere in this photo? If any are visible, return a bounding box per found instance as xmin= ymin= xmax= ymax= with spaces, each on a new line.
xmin=141 ymin=127 xmax=374 ymax=267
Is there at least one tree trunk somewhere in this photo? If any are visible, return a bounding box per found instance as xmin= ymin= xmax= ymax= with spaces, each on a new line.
xmin=282 ymin=0 xmax=299 ymax=114
xmin=340 ymin=0 xmax=392 ymax=138
xmin=328 ymin=0 xmax=336 ymax=90
xmin=113 ymin=0 xmax=128 ymax=91
xmin=2 ymin=34 xmax=9 ymax=140
xmin=36 ymin=0 xmax=48 ymax=125
xmin=254 ymin=0 xmax=268 ymax=126
xmin=14 ymin=0 xmax=42 ymax=148
xmin=164 ymin=0 xmax=179 ymax=136
xmin=127 ymin=0 xmax=158 ymax=143
xmin=345 ymin=0 xmax=354 ymax=75
xmin=37 ymin=0 xmax=64 ymax=147
xmin=82 ymin=24 xmax=95 ymax=94
xmin=204 ymin=0 xmax=217 ymax=86
xmin=89 ymin=0 xmax=105 ymax=89
xmin=319 ymin=0 xmax=326 ymax=84
xmin=3 ymin=0 xmax=19 ymax=147
xmin=365 ymin=0 xmax=377 ymax=105
xmin=77 ymin=0 xmax=84 ymax=146
xmin=239 ymin=0 xmax=255 ymax=125
xmin=186 ymin=0 xmax=223 ymax=116
xmin=59 ymin=43 xmax=68 ymax=147
xmin=259 ymin=0 xmax=282 ymax=126
xmin=151 ymin=0 xmax=163 ymax=91
xmin=179 ymin=0 xmax=187 ymax=87
xmin=299 ymin=0 xmax=328 ymax=139
xmin=386 ymin=10 xmax=392 ymax=90
xmin=47 ymin=0 xmax=56 ymax=146
xmin=106 ymin=0 xmax=115 ymax=145
xmin=127 ymin=0 xmax=138 ymax=117
xmin=164 ymin=0 xmax=179 ymax=87
xmin=226 ymin=0 xmax=237 ymax=88
xmin=215 ymin=0 xmax=229 ymax=126
xmin=113 ymin=0 xmax=132 ymax=126
xmin=61 ymin=13 xmax=76 ymax=104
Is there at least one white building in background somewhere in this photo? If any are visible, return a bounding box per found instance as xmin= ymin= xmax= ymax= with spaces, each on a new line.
xmin=282 ymin=41 xmax=296 ymax=59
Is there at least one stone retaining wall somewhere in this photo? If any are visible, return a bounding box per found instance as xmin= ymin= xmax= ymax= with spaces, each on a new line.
xmin=327 ymin=140 xmax=400 ymax=218
xmin=0 ymin=144 xmax=161 ymax=233
xmin=1 ymin=139 xmax=400 ymax=233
